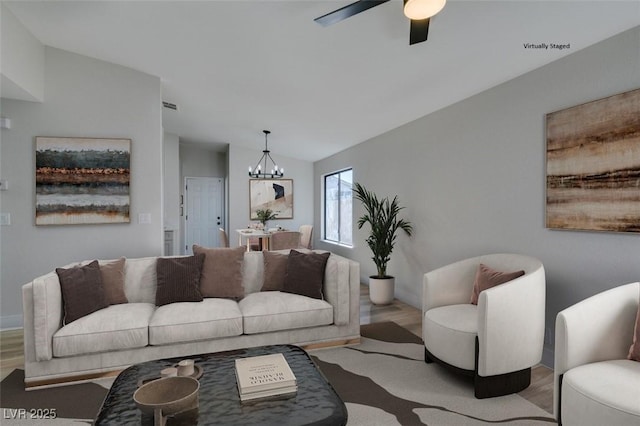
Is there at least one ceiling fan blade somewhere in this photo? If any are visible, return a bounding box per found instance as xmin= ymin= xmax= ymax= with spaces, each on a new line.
xmin=409 ymin=18 xmax=430 ymax=45
xmin=314 ymin=0 xmax=391 ymax=27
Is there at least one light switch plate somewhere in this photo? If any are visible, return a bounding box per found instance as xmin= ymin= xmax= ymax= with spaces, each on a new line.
xmin=0 ymin=179 xmax=7 ymax=190
xmin=0 ymin=213 xmax=10 ymax=226
xmin=138 ymin=213 xmax=151 ymax=224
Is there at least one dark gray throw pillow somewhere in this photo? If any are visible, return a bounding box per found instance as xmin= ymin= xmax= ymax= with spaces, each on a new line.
xmin=56 ymin=260 xmax=108 ymax=324
xmin=155 ymin=254 xmax=205 ymax=306
xmin=282 ymin=250 xmax=330 ymax=299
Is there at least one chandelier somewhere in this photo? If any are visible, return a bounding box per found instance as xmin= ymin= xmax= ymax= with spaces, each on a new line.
xmin=248 ymin=130 xmax=284 ymax=179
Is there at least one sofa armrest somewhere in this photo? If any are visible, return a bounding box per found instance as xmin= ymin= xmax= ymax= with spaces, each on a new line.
xmin=476 ymin=265 xmax=545 ymax=377
xmin=323 ymin=254 xmax=354 ymax=325
xmin=553 ymin=282 xmax=639 ymax=418
xmin=423 ymin=258 xmax=478 ymax=313
xmin=29 ymin=272 xmax=64 ymax=361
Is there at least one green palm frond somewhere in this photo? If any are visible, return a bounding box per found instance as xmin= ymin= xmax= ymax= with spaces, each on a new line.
xmin=353 ymin=182 xmax=413 ymax=278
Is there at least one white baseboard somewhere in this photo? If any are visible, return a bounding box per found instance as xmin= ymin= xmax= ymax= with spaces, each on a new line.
xmin=1 ymin=314 xmax=23 ymax=330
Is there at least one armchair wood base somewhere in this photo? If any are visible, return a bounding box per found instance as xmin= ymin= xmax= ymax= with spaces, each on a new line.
xmin=424 ymin=337 xmax=532 ymax=399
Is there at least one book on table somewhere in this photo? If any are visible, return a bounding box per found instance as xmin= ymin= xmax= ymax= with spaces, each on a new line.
xmin=235 ymin=353 xmax=297 ymax=401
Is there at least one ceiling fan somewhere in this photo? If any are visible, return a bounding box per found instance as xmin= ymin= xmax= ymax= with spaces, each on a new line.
xmin=314 ymin=0 xmax=447 ymax=45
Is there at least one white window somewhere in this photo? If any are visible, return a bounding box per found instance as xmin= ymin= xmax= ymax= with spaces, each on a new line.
xmin=324 ymin=169 xmax=353 ymax=245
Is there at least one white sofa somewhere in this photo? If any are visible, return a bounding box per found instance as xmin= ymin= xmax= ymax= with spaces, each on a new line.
xmin=22 ymin=250 xmax=360 ymax=387
xmin=554 ymin=282 xmax=640 ymax=426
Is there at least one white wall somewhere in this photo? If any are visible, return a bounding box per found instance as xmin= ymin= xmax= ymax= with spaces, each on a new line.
xmin=180 ymin=144 xmax=226 ymax=179
xmin=163 ymin=132 xmax=180 ymax=254
xmin=0 ymin=5 xmax=44 ymax=102
xmin=0 ymin=47 xmax=163 ymax=328
xmin=228 ymin=144 xmax=313 ymax=247
xmin=314 ymin=26 xmax=640 ymax=367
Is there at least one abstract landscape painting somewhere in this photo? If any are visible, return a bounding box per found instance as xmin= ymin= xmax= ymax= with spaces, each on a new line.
xmin=36 ymin=137 xmax=131 ymax=225
xmin=546 ymin=89 xmax=640 ymax=233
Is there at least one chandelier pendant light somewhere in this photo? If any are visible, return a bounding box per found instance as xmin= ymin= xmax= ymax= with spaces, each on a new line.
xmin=248 ymin=130 xmax=284 ymax=179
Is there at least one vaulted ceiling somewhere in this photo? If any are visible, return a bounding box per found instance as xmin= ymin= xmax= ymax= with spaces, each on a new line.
xmin=5 ymin=1 xmax=639 ymax=161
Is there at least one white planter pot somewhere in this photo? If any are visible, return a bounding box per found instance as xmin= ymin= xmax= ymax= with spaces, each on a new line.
xmin=369 ymin=276 xmax=395 ymax=305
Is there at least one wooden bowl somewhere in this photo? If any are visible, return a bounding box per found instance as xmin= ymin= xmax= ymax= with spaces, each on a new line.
xmin=133 ymin=376 xmax=199 ymax=426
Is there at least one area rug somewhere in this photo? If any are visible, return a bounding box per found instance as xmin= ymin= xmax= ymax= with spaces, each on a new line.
xmin=311 ymin=322 xmax=556 ymax=425
xmin=0 ymin=322 xmax=556 ymax=425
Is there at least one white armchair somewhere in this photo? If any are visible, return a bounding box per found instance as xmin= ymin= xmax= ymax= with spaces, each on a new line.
xmin=422 ymin=253 xmax=546 ymax=398
xmin=554 ymin=282 xmax=640 ymax=426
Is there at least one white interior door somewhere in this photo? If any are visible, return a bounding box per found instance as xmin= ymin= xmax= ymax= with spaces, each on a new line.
xmin=184 ymin=177 xmax=224 ymax=254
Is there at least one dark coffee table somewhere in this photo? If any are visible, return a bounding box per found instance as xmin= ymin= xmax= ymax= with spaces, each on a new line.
xmin=94 ymin=344 xmax=347 ymax=425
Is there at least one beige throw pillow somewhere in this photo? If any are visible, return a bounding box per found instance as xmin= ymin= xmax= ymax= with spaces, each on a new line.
xmin=470 ymin=263 xmax=525 ymax=305
xmin=193 ymin=245 xmax=245 ymax=299
xmin=100 ymin=257 xmax=128 ymax=305
xmin=261 ymin=251 xmax=289 ymax=291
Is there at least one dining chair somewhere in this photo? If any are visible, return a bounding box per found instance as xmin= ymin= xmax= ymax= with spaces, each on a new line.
xmin=218 ymin=228 xmax=229 ymax=248
xmin=298 ymin=225 xmax=313 ymax=249
xmin=269 ymin=231 xmax=302 ymax=251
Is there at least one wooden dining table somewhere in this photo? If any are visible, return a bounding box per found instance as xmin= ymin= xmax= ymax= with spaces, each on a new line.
xmin=236 ymin=229 xmax=273 ymax=251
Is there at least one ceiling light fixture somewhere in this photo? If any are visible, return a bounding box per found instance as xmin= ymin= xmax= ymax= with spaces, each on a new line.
xmin=403 ymin=0 xmax=446 ymax=20
xmin=248 ymin=130 xmax=284 ymax=179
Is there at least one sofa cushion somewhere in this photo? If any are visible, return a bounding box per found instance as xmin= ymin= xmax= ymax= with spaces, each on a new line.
xmin=562 ymin=359 xmax=640 ymax=425
xmin=242 ymin=251 xmax=264 ymax=295
xmin=52 ymin=303 xmax=154 ymax=357
xmin=282 ymin=250 xmax=330 ymax=299
xmin=124 ymin=257 xmax=158 ymax=303
xmin=99 ymin=257 xmax=127 ymax=305
xmin=149 ymin=299 xmax=243 ymax=345
xmin=240 ymin=291 xmax=333 ymax=334
xmin=261 ymin=251 xmax=289 ymax=291
xmin=193 ymin=245 xmax=245 ymax=299
xmin=470 ymin=263 xmax=524 ymax=305
xmin=423 ymin=304 xmax=478 ymax=370
xmin=155 ymin=254 xmax=204 ymax=306
xmin=56 ymin=260 xmax=108 ymax=324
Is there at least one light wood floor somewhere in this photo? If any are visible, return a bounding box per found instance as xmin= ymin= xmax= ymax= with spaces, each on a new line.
xmin=0 ymin=285 xmax=553 ymax=414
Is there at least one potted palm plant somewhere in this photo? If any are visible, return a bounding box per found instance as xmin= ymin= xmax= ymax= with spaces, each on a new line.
xmin=353 ymin=182 xmax=413 ymax=305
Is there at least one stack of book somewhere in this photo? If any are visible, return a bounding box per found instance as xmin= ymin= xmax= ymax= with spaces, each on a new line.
xmin=234 ymin=353 xmax=298 ymax=402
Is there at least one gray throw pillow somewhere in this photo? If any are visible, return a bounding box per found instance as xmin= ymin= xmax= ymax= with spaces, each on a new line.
xmin=100 ymin=257 xmax=128 ymax=305
xmin=192 ymin=245 xmax=246 ymax=299
xmin=261 ymin=251 xmax=289 ymax=291
xmin=155 ymin=254 xmax=205 ymax=306
xmin=282 ymin=250 xmax=330 ymax=299
xmin=56 ymin=260 xmax=108 ymax=324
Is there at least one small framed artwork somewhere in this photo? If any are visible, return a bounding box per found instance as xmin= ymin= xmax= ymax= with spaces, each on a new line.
xmin=249 ymin=179 xmax=293 ymax=220
xmin=546 ymin=88 xmax=640 ymax=233
xmin=35 ymin=137 xmax=131 ymax=225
